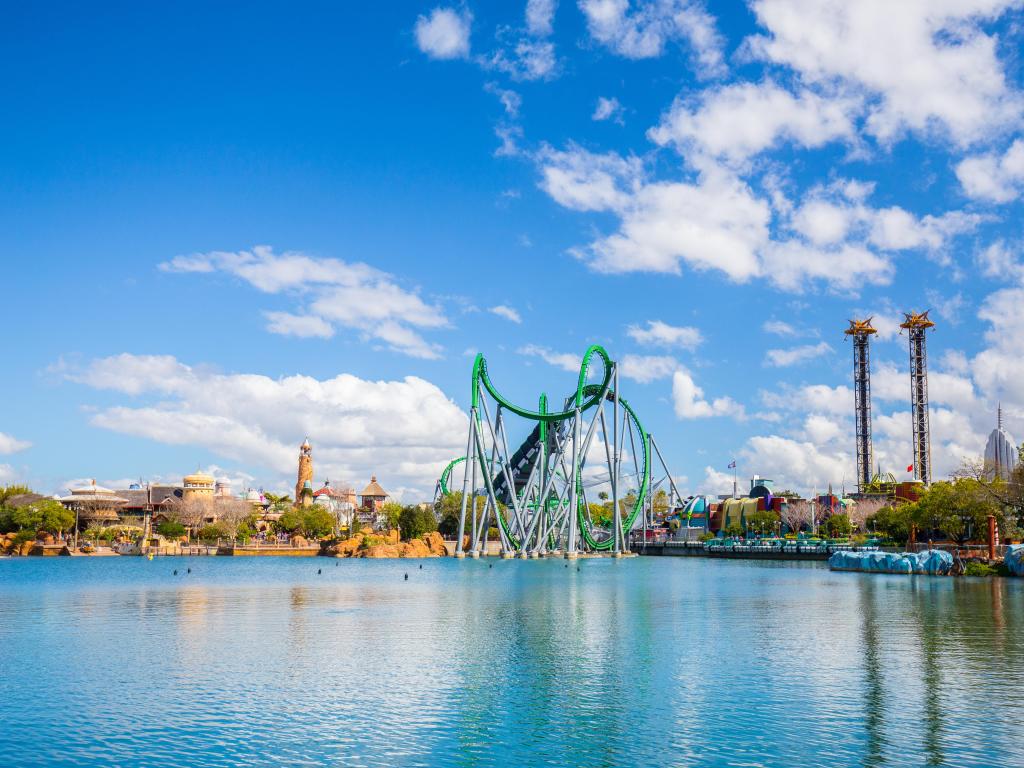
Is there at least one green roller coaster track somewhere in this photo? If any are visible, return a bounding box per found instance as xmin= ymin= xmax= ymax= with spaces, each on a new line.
xmin=439 ymin=344 xmax=651 ymax=553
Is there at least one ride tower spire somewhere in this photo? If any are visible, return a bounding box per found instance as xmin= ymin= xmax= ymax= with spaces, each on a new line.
xmin=900 ymin=311 xmax=935 ymax=486
xmin=845 ymin=318 xmax=877 ymax=493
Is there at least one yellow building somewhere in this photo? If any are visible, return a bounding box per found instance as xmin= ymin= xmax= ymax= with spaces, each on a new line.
xmin=182 ymin=470 xmax=215 ymax=503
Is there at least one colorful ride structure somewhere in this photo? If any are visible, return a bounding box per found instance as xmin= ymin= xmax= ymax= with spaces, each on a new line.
xmin=437 ymin=345 xmax=682 ymax=559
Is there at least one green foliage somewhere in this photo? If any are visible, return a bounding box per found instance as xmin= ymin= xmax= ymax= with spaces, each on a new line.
xmin=588 ymin=502 xmax=613 ymax=528
xmin=437 ymin=492 xmax=485 ymax=537
xmin=263 ymin=492 xmax=293 ymax=511
xmin=652 ymin=489 xmax=669 ymax=516
xmin=775 ymin=489 xmax=801 ymax=499
xmin=197 ymin=523 xmax=227 ymax=541
xmin=963 ymin=560 xmax=999 ymax=577
xmin=724 ymin=522 xmax=743 ymax=538
xmin=745 ymin=510 xmax=780 ymax=536
xmin=349 ymin=516 xmax=362 ymax=537
xmin=380 ymin=502 xmax=403 ymax=531
xmin=867 ymin=505 xmax=914 ymax=545
xmin=12 ymin=529 xmax=36 ymax=545
xmin=399 ymin=505 xmax=437 ymax=541
xmin=276 ymin=508 xmax=305 ymax=534
xmin=301 ymin=506 xmax=336 ymax=539
xmin=5 ymin=499 xmax=75 ymax=535
xmin=911 ymin=480 xmax=1001 ymax=545
xmin=822 ymin=513 xmax=853 ymax=539
xmin=698 ymin=531 xmax=716 ymax=542
xmin=236 ymin=522 xmax=254 ymax=543
xmin=156 ymin=520 xmax=186 ymax=539
xmin=487 ymin=526 xmax=500 ymax=541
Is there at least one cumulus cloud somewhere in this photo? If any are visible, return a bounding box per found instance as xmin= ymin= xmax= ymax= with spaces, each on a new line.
xmin=0 ymin=432 xmax=31 ymax=454
xmin=746 ymin=0 xmax=1023 ymax=144
xmin=765 ymin=341 xmax=833 ymax=367
xmin=579 ymin=0 xmax=727 ymax=76
xmin=160 ymin=246 xmax=447 ymax=359
xmin=517 ymin=344 xmax=580 ymax=372
xmin=627 ymin=320 xmax=702 ymax=350
xmin=489 ymin=305 xmax=522 ymax=323
xmin=956 ymin=139 xmax=1024 ymax=202
xmin=415 ymin=7 xmax=472 ymax=60
xmin=527 ymin=0 xmax=558 ymax=36
xmin=762 ymin=319 xmax=798 ymax=337
xmin=618 ymin=354 xmax=679 ymax=383
xmin=672 ymin=370 xmax=744 ymax=419
xmin=64 ymin=354 xmax=468 ymax=500
xmin=649 ymin=81 xmax=857 ymax=165
xmin=593 ymin=96 xmax=625 ymax=123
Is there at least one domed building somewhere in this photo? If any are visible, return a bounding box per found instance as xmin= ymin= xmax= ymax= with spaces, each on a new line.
xmin=183 ymin=470 xmax=215 ymax=502
xmin=984 ymin=405 xmax=1018 ymax=481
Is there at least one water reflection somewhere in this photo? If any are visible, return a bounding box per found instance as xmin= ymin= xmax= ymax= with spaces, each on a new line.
xmin=0 ymin=557 xmax=1022 ymax=767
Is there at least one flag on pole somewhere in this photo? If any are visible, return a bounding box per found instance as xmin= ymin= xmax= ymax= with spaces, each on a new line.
xmin=906 ymin=464 xmax=914 ymax=473
xmin=727 ymin=460 xmax=736 ymax=468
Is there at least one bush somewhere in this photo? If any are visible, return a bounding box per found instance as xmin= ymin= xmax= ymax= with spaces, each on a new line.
xmin=697 ymin=531 xmax=715 ymax=542
xmin=399 ymin=505 xmax=438 ymax=541
xmin=13 ymin=529 xmax=36 ymax=545
xmin=197 ymin=523 xmax=227 ymax=541
xmin=156 ymin=521 xmax=186 ymax=539
xmin=963 ymin=560 xmax=998 ymax=577
xmin=487 ymin=526 xmax=500 ymax=541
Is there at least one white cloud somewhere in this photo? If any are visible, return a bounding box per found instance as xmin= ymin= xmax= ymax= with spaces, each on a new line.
xmin=527 ymin=0 xmax=558 ymax=36
xmin=671 ymin=370 xmax=744 ymax=419
xmin=626 ymin=320 xmax=702 ymax=350
xmin=618 ymin=354 xmax=679 ymax=383
xmin=593 ymin=96 xmax=625 ymax=123
xmin=649 ymin=81 xmax=856 ymax=165
xmin=956 ymin=139 xmax=1024 ymax=202
xmin=489 ymin=305 xmax=522 ymax=323
xmin=485 ymin=39 xmax=558 ymax=81
xmin=762 ymin=319 xmax=798 ymax=337
xmin=977 ymin=240 xmax=1024 ymax=281
xmin=698 ymin=465 xmax=735 ymax=495
xmin=579 ymin=0 xmax=726 ymax=76
xmin=0 ymin=432 xmax=31 ymax=454
xmin=263 ymin=312 xmax=335 ymax=339
xmin=739 ymin=435 xmax=849 ymax=490
xmin=65 ymin=354 xmax=468 ymax=500
xmin=517 ymin=344 xmax=580 ymax=372
xmin=485 ymin=82 xmax=522 ymax=117
xmin=765 ymin=341 xmax=833 ymax=367
xmin=746 ymin=0 xmax=1023 ymax=144
xmin=161 ymin=246 xmax=447 ymax=359
xmin=539 ymin=147 xmax=972 ymax=293
xmin=415 ymin=7 xmax=472 ymax=60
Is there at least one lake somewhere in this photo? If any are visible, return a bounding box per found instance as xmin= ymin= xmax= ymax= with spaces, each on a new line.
xmin=1 ymin=555 xmax=1022 ymax=767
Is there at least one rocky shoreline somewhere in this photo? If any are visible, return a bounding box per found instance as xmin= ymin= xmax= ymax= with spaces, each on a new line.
xmin=321 ymin=530 xmax=448 ymax=558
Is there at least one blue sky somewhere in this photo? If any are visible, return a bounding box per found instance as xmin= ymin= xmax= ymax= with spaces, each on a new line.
xmin=3 ymin=1 xmax=1024 ymax=500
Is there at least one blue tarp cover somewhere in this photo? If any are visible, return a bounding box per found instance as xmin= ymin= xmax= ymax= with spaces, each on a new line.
xmin=1006 ymin=544 xmax=1024 ymax=576
xmin=829 ymin=549 xmax=952 ymax=575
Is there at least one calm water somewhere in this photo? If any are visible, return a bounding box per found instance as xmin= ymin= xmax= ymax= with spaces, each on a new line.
xmin=1 ymin=556 xmax=1022 ymax=768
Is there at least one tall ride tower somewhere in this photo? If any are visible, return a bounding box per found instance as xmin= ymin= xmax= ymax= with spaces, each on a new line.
xmin=900 ymin=311 xmax=935 ymax=485
xmin=845 ymin=319 xmax=877 ymax=493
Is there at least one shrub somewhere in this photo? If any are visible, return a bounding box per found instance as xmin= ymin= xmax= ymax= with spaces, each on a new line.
xmin=697 ymin=532 xmax=715 ymax=542
xmin=487 ymin=526 xmax=500 ymax=541
xmin=197 ymin=523 xmax=227 ymax=541
xmin=156 ymin=521 xmax=186 ymax=539
xmin=963 ymin=560 xmax=998 ymax=577
xmin=13 ymin=529 xmax=36 ymax=545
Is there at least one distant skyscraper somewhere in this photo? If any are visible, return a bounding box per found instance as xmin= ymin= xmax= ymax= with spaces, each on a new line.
xmin=984 ymin=405 xmax=1018 ymax=481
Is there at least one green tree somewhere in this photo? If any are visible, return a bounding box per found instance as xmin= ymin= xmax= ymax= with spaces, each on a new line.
xmin=263 ymin=492 xmax=293 ymax=511
xmin=652 ymin=489 xmax=670 ymax=517
xmin=301 ymin=507 xmax=336 ymax=539
xmin=436 ymin=492 xmax=485 ymax=537
xmin=398 ymin=505 xmax=437 ymax=541
xmin=381 ymin=501 xmax=403 ymax=531
xmin=724 ymin=522 xmax=743 ymax=538
xmin=197 ymin=523 xmax=227 ymax=541
xmin=822 ymin=513 xmax=853 ymax=539
xmin=276 ymin=508 xmax=305 ymax=534
xmin=866 ymin=505 xmax=914 ymax=544
xmin=156 ymin=520 xmax=186 ymax=539
xmin=745 ymin=509 xmax=780 ymax=537
xmin=588 ymin=502 xmax=613 ymax=528
xmin=8 ymin=500 xmax=72 ymax=534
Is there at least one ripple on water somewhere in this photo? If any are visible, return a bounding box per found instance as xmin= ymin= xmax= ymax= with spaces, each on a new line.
xmin=0 ymin=556 xmax=1022 ymax=767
